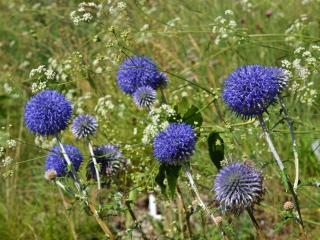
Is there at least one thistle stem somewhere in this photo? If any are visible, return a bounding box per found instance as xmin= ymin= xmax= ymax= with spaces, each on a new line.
xmin=87 ymin=203 xmax=116 ymax=240
xmin=246 ymin=208 xmax=265 ymax=240
xmin=88 ymin=140 xmax=101 ymax=190
xmin=183 ymin=165 xmax=227 ymax=239
xmin=278 ymin=96 xmax=300 ymax=192
xmin=54 ymin=180 xmax=115 ymax=239
xmin=55 ymin=136 xmax=82 ymax=192
xmin=177 ymin=185 xmax=193 ymax=238
xmin=125 ymin=200 xmax=149 ymax=240
xmin=258 ymin=115 xmax=304 ymax=229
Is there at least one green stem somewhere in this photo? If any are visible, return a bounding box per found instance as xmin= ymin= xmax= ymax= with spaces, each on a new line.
xmin=258 ymin=115 xmax=304 ymax=229
xmin=278 ymin=96 xmax=300 ymax=192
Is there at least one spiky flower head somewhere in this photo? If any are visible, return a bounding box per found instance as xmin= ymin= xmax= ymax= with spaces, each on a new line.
xmin=45 ymin=144 xmax=83 ymax=177
xmin=153 ymin=123 xmax=196 ymax=165
xmin=214 ymin=162 xmax=263 ymax=214
xmin=117 ymin=56 xmax=167 ymax=95
xmin=71 ymin=114 xmax=98 ymax=139
xmin=133 ymin=86 xmax=157 ymax=108
xmin=24 ymin=90 xmax=72 ymax=135
xmin=223 ymin=65 xmax=288 ymax=118
xmin=88 ymin=144 xmax=127 ymax=179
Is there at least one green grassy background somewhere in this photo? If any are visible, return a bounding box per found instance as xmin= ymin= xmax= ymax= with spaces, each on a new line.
xmin=0 ymin=0 xmax=319 ymax=239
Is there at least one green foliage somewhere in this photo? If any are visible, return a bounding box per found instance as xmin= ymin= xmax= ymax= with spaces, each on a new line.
xmin=0 ymin=0 xmax=320 ymax=239
xmin=207 ymin=132 xmax=224 ymax=170
xmin=155 ymin=164 xmax=181 ymax=198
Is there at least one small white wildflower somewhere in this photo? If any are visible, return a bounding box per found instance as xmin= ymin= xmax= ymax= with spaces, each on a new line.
xmin=133 ymin=128 xmax=138 ymax=136
xmin=95 ymin=67 xmax=103 ymax=73
xmin=2 ymin=156 xmax=13 ymax=166
xmin=225 ymin=9 xmax=234 ymax=15
xmin=31 ymin=81 xmax=47 ymax=93
xmin=3 ymin=83 xmax=13 ymax=94
xmin=6 ymin=139 xmax=16 ymax=149
xmin=117 ymin=2 xmax=127 ymax=10
xmin=44 ymin=69 xmax=56 ymax=80
xmin=83 ymin=12 xmax=93 ymax=22
xmin=228 ymin=20 xmax=237 ymax=28
xmin=181 ymin=91 xmax=188 ymax=97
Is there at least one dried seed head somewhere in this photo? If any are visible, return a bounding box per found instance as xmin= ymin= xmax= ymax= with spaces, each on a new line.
xmin=45 ymin=169 xmax=57 ymax=181
xmin=213 ymin=216 xmax=223 ymax=225
xmin=283 ymin=201 xmax=294 ymax=211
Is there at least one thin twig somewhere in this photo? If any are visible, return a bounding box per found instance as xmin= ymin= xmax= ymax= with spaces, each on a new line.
xmin=278 ymin=96 xmax=300 ymax=192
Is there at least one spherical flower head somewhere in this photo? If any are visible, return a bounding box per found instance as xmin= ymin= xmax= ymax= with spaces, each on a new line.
xmin=24 ymin=90 xmax=72 ymax=135
xmin=88 ymin=144 xmax=127 ymax=179
xmin=71 ymin=114 xmax=98 ymax=139
xmin=45 ymin=144 xmax=83 ymax=177
xmin=153 ymin=123 xmax=196 ymax=165
xmin=223 ymin=65 xmax=287 ymax=118
xmin=133 ymin=86 xmax=157 ymax=108
xmin=117 ymin=56 xmax=167 ymax=95
xmin=214 ymin=162 xmax=263 ymax=214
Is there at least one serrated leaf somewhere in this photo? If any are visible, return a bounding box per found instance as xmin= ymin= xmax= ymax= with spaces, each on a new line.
xmin=182 ymin=105 xmax=203 ymax=128
xmin=207 ymin=132 xmax=224 ymax=170
xmin=165 ymin=165 xmax=181 ymax=198
xmin=155 ymin=164 xmax=166 ymax=196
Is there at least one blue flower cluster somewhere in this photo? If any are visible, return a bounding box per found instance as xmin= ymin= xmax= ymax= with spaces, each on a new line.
xmin=24 ymin=90 xmax=72 ymax=135
xmin=45 ymin=144 xmax=83 ymax=177
xmin=153 ymin=123 xmax=196 ymax=165
xmin=223 ymin=65 xmax=287 ymax=118
xmin=117 ymin=56 xmax=167 ymax=95
xmin=71 ymin=114 xmax=98 ymax=139
xmin=117 ymin=56 xmax=168 ymax=108
xmin=214 ymin=162 xmax=263 ymax=214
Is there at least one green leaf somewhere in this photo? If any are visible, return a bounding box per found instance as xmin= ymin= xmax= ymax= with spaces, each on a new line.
xmin=155 ymin=164 xmax=181 ymax=198
xmin=207 ymin=132 xmax=224 ymax=170
xmin=155 ymin=164 xmax=167 ymax=196
xmin=182 ymin=105 xmax=203 ymax=128
xmin=165 ymin=165 xmax=181 ymax=198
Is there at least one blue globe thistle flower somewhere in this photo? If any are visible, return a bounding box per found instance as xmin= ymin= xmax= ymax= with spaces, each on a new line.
xmin=153 ymin=123 xmax=196 ymax=165
xmin=71 ymin=114 xmax=98 ymax=139
xmin=24 ymin=90 xmax=72 ymax=135
xmin=214 ymin=162 xmax=263 ymax=214
xmin=223 ymin=65 xmax=288 ymax=118
xmin=133 ymin=86 xmax=157 ymax=108
xmin=88 ymin=144 xmax=127 ymax=179
xmin=45 ymin=144 xmax=83 ymax=177
xmin=117 ymin=56 xmax=167 ymax=95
